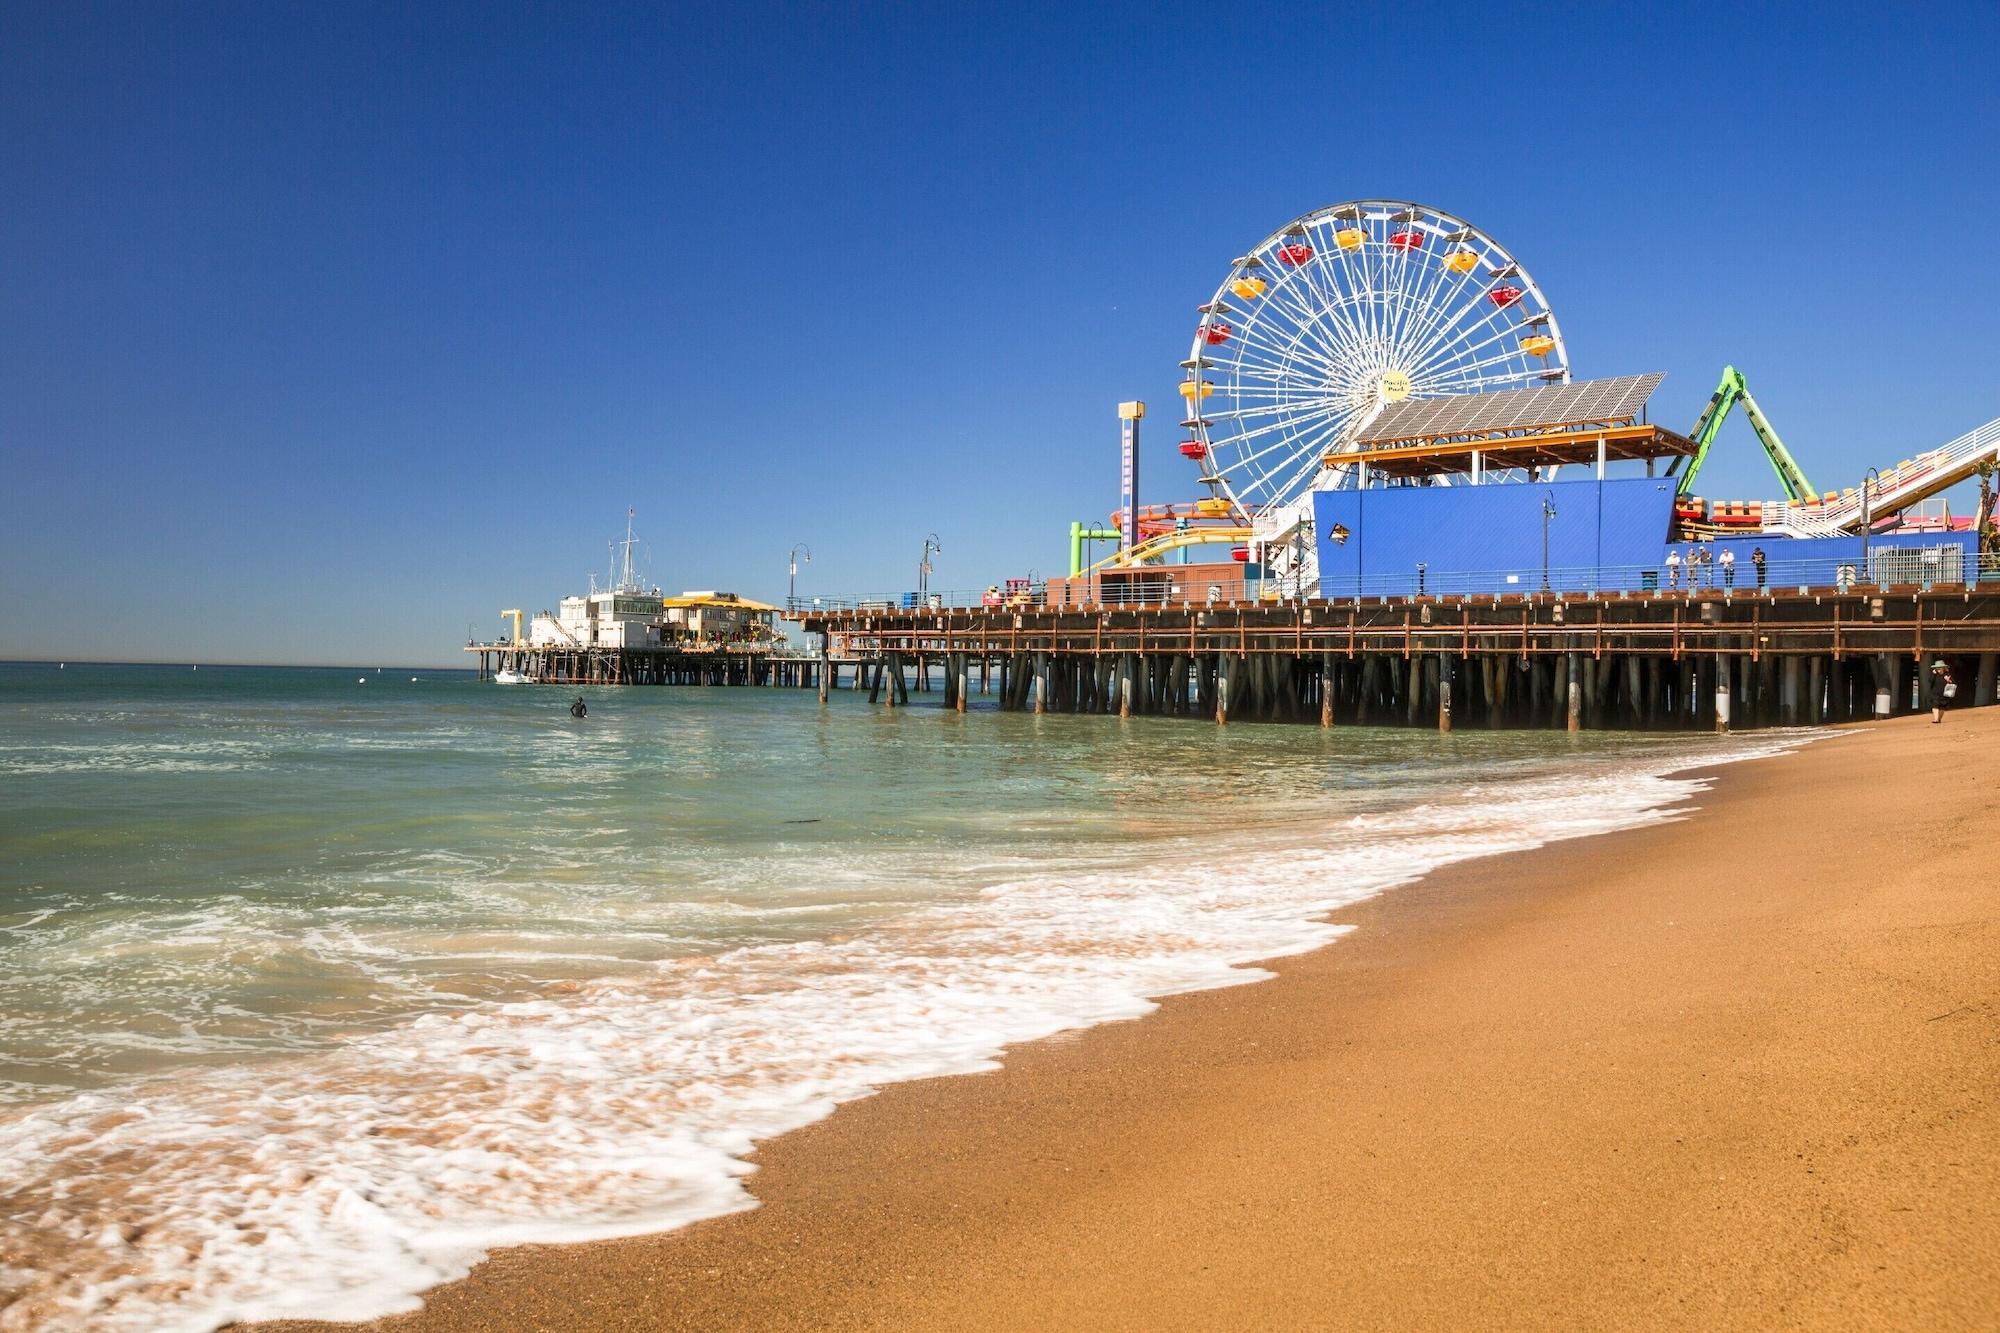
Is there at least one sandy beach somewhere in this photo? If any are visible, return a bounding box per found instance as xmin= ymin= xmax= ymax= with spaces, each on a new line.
xmin=267 ymin=711 xmax=2000 ymax=1331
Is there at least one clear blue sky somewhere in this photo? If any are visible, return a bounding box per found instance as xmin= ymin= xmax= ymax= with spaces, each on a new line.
xmin=4 ymin=2 xmax=1997 ymax=666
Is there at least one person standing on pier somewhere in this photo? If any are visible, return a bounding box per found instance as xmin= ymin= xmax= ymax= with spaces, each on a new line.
xmin=1720 ymin=546 xmax=1737 ymax=589
xmin=1665 ymin=549 xmax=1681 ymax=589
xmin=1752 ymin=545 xmax=1768 ymax=589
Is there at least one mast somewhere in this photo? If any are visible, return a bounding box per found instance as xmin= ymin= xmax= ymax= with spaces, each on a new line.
xmin=620 ymin=507 xmax=637 ymax=591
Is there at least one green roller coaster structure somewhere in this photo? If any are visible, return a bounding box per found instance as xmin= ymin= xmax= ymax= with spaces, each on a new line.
xmin=1669 ymin=366 xmax=1817 ymax=501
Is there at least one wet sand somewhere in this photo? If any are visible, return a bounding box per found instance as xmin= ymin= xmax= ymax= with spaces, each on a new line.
xmin=272 ymin=711 xmax=2000 ymax=1331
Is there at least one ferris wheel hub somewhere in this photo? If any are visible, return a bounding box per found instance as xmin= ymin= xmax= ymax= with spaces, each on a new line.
xmin=1379 ymin=371 xmax=1413 ymax=403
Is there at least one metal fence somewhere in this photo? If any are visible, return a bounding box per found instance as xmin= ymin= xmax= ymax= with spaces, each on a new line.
xmin=1320 ymin=548 xmax=1974 ymax=600
xmin=790 ymin=549 xmax=1999 ymax=615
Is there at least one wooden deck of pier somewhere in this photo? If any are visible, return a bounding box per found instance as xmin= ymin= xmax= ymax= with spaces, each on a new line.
xmin=790 ymin=584 xmax=2000 ymax=730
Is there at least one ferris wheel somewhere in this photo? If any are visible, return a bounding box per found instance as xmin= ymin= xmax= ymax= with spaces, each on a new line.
xmin=1183 ymin=200 xmax=1571 ymax=519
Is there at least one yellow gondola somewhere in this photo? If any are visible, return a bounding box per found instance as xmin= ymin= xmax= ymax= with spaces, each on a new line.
xmin=1520 ymin=334 xmax=1556 ymax=358
xmin=1445 ymin=249 xmax=1480 ymax=274
xmin=1195 ymin=497 xmax=1230 ymax=517
xmin=1229 ymin=275 xmax=1266 ymax=299
xmin=1177 ymin=380 xmax=1214 ymax=400
xmin=1334 ymin=228 xmax=1364 ymax=250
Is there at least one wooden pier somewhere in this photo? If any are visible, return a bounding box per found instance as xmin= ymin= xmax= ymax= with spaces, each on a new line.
xmin=791 ymin=584 xmax=2000 ymax=730
xmin=467 ymin=642 xmax=828 ymax=688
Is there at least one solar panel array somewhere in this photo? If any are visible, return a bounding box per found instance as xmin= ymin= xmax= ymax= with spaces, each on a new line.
xmin=1358 ymin=373 xmax=1666 ymax=444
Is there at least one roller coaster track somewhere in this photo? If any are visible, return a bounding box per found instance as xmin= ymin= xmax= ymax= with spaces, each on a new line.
xmin=1088 ymin=524 xmax=1253 ymax=572
xmin=1760 ymin=413 xmax=2000 ymax=536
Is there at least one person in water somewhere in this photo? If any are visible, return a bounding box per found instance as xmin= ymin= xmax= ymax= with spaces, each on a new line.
xmin=570 ymin=695 xmax=587 ymax=718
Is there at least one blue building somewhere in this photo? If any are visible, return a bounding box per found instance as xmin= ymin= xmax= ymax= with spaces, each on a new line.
xmin=1313 ymin=476 xmax=1974 ymax=597
xmin=1303 ymin=375 xmax=1979 ymax=598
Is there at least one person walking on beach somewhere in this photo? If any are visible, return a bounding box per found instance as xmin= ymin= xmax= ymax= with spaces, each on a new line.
xmin=1719 ymin=546 xmax=1737 ymax=588
xmin=1665 ymin=549 xmax=1681 ymax=589
xmin=1929 ymin=660 xmax=1955 ymax=723
xmin=1752 ymin=545 xmax=1767 ymax=589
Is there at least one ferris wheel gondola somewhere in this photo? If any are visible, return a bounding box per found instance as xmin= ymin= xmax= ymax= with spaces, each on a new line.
xmin=1184 ymin=200 xmax=1571 ymax=521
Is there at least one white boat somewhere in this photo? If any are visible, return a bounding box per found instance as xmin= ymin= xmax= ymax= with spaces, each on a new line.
xmin=493 ymin=669 xmax=529 ymax=685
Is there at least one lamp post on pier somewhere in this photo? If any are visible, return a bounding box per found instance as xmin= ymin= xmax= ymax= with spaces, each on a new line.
xmin=788 ymin=543 xmax=811 ymax=611
xmin=1859 ymin=467 xmax=1882 ymax=585
xmin=1540 ymin=492 xmax=1558 ymax=593
xmin=918 ymin=533 xmax=942 ymax=604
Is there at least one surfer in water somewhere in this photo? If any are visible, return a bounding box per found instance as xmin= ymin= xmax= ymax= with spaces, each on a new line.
xmin=569 ymin=695 xmax=588 ymax=718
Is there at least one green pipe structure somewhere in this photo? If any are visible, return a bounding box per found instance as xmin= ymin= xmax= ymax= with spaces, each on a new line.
xmin=1069 ymin=523 xmax=1122 ymax=577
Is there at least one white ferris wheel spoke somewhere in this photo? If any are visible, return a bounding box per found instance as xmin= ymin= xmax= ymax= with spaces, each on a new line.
xmin=1254 ymin=253 xmax=1370 ymax=359
xmin=1219 ymin=415 xmax=1355 ymax=498
xmin=1214 ymin=403 xmax=1357 ymax=468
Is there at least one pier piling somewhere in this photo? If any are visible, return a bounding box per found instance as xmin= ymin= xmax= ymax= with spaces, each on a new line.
xmin=783 ymin=587 xmax=2000 ymax=732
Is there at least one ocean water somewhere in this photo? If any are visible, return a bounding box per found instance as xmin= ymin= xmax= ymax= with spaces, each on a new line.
xmin=0 ymin=662 xmax=1798 ymax=1330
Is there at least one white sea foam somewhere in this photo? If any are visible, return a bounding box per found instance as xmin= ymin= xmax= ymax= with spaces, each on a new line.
xmin=0 ymin=737 xmax=1804 ymax=1331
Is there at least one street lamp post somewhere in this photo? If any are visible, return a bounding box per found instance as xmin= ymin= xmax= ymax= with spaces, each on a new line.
xmin=918 ymin=533 xmax=942 ymax=603
xmin=1540 ymin=492 xmax=1558 ymax=593
xmin=788 ymin=543 xmax=811 ymax=611
xmin=1859 ymin=467 xmax=1882 ymax=585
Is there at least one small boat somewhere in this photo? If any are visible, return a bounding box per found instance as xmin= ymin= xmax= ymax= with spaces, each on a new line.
xmin=493 ymin=669 xmax=529 ymax=685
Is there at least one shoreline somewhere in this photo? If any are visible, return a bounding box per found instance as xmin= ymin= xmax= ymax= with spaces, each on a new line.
xmin=267 ymin=714 xmax=1999 ymax=1330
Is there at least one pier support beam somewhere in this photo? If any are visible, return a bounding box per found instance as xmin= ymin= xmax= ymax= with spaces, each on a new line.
xmin=1215 ymin=653 xmax=1231 ymax=725
xmin=1438 ymin=650 xmax=1453 ymax=733
xmin=1320 ymin=653 xmax=1336 ymax=729
xmin=1033 ymin=652 xmax=1049 ymax=716
xmin=1567 ymin=652 xmax=1582 ymax=733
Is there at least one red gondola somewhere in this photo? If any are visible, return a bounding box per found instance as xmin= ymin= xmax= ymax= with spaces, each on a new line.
xmin=1388 ymin=230 xmax=1424 ymax=251
xmin=1179 ymin=440 xmax=1207 ymax=460
xmin=1276 ymin=242 xmax=1314 ymax=266
xmin=1487 ymin=285 xmax=1523 ymax=307
xmin=1230 ymin=546 xmax=1251 ymax=562
xmin=1203 ymin=322 xmax=1233 ymax=346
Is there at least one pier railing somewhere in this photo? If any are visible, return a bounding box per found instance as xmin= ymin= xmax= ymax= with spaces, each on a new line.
xmin=795 ymin=596 xmax=2000 ymax=663
xmin=790 ymin=551 xmax=2000 ymax=617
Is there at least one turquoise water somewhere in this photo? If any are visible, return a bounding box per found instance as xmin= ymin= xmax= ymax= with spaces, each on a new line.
xmin=0 ymin=662 xmax=1791 ymax=1331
